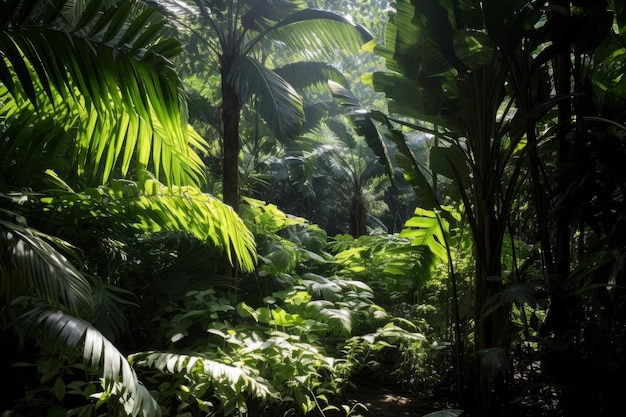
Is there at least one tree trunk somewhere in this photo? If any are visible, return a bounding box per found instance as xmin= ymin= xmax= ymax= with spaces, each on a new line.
xmin=553 ymin=0 xmax=573 ymax=339
xmin=468 ymin=66 xmax=508 ymax=417
xmin=221 ymin=74 xmax=241 ymax=213
xmin=542 ymin=0 xmax=573 ymax=343
xmin=221 ymin=68 xmax=241 ymax=281
xmin=350 ymin=192 xmax=367 ymax=237
xmin=473 ymin=196 xmax=505 ymax=417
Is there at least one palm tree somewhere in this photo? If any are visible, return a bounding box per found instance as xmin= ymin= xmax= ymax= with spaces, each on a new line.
xmin=303 ymin=123 xmax=389 ymax=237
xmin=1 ymin=0 xmax=256 ymax=414
xmin=154 ymin=0 xmax=374 ymax=212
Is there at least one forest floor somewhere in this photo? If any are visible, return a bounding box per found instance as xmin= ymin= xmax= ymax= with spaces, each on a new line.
xmin=339 ymin=379 xmax=457 ymax=417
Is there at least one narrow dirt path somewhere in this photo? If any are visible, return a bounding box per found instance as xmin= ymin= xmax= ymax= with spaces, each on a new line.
xmin=343 ymin=382 xmax=443 ymax=417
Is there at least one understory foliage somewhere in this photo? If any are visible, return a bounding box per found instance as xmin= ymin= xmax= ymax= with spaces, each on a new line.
xmin=2 ymin=193 xmax=432 ymax=416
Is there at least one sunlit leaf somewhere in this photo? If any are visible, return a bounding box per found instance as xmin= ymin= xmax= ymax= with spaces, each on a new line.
xmin=400 ymin=208 xmax=449 ymax=262
xmin=0 ymin=0 xmax=206 ymax=187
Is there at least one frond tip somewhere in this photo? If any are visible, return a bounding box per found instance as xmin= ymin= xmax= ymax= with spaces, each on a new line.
xmin=13 ymin=300 xmax=160 ymax=417
xmin=132 ymin=180 xmax=259 ymax=272
xmin=37 ymin=177 xmax=258 ymax=273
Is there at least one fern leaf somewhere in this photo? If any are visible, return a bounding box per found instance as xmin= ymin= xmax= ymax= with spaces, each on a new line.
xmin=131 ymin=351 xmax=279 ymax=412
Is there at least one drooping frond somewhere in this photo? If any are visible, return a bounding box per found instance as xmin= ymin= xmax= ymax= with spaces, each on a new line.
xmin=0 ymin=212 xmax=92 ymax=316
xmin=0 ymin=0 xmax=207 ymax=186
xmin=227 ymin=55 xmax=305 ymax=139
xmin=133 ymin=180 xmax=258 ymax=271
xmin=273 ymin=61 xmax=347 ymax=91
xmin=131 ymin=351 xmax=275 ymax=395
xmin=247 ymin=9 xmax=374 ymax=60
xmin=38 ymin=175 xmax=257 ymax=272
xmin=131 ymin=351 xmax=279 ymax=414
xmin=327 ymin=80 xmax=395 ymax=182
xmin=240 ymin=0 xmax=306 ymax=31
xmin=13 ymin=300 xmax=160 ymax=417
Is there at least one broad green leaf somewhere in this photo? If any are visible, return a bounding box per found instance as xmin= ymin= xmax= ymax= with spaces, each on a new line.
xmin=273 ymin=61 xmax=347 ymax=91
xmin=453 ymin=29 xmax=497 ymax=71
xmin=271 ymin=307 xmax=306 ymax=326
xmin=400 ymin=208 xmax=449 ymax=262
xmin=430 ymin=145 xmax=469 ymax=187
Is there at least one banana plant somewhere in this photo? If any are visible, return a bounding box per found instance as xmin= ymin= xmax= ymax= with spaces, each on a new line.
xmin=336 ymin=0 xmax=623 ymax=415
xmin=329 ymin=1 xmax=560 ymax=415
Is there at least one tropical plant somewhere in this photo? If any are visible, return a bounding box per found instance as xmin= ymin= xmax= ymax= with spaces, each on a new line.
xmin=130 ymin=247 xmax=422 ymax=416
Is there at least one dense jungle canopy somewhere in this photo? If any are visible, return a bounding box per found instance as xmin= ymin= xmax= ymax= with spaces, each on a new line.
xmin=1 ymin=0 xmax=626 ymax=416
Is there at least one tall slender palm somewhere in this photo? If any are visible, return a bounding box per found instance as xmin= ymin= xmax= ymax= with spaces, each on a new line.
xmin=1 ymin=0 xmax=256 ymax=414
xmin=156 ymin=0 xmax=374 ymax=212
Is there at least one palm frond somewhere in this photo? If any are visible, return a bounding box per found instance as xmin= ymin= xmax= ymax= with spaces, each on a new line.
xmin=240 ymin=0 xmax=305 ymax=32
xmin=272 ymin=61 xmax=346 ymax=91
xmin=227 ymin=55 xmax=305 ymax=139
xmin=13 ymin=299 xmax=160 ymax=417
xmin=38 ymin=175 xmax=257 ymax=272
xmin=327 ymin=80 xmax=395 ymax=182
xmin=132 ymin=351 xmax=272 ymax=393
xmin=129 ymin=179 xmax=258 ymax=272
xmin=0 ymin=85 xmax=74 ymax=186
xmin=247 ymin=9 xmax=374 ymax=60
xmin=131 ymin=351 xmax=279 ymax=414
xmin=0 ymin=213 xmax=92 ymax=316
xmin=0 ymin=0 xmax=206 ymax=186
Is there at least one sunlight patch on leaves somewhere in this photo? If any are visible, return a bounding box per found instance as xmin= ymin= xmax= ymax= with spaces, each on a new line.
xmin=131 ymin=351 xmax=279 ymax=415
xmin=0 ymin=0 xmax=207 ymax=187
xmin=37 ymin=175 xmax=257 ymax=272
